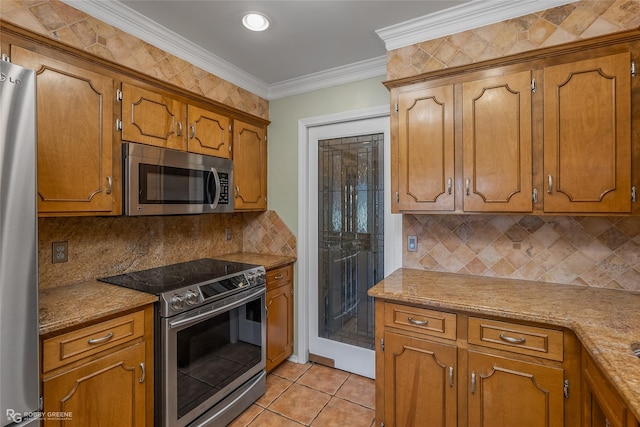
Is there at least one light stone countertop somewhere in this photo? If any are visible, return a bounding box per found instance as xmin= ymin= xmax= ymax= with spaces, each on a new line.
xmin=368 ymin=268 xmax=640 ymax=421
xmin=38 ymin=253 xmax=295 ymax=336
xmin=39 ymin=280 xmax=158 ymax=336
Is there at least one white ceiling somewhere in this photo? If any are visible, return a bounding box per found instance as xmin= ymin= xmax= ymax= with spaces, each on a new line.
xmin=63 ymin=0 xmax=577 ymax=99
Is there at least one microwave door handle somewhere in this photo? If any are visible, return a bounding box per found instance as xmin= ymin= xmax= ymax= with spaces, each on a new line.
xmin=208 ymin=167 xmax=221 ymax=209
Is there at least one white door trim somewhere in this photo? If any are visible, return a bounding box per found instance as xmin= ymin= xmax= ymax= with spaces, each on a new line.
xmin=296 ymin=105 xmax=401 ymax=374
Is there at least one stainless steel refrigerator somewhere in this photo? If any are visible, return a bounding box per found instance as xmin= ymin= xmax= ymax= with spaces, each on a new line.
xmin=0 ymin=56 xmax=40 ymax=426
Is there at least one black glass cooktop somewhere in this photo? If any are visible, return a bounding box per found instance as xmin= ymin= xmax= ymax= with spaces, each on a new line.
xmin=98 ymin=258 xmax=259 ymax=295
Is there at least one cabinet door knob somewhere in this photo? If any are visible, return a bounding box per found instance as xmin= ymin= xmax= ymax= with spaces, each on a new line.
xmin=139 ymin=362 xmax=146 ymax=383
xmin=106 ymin=176 xmax=112 ymax=195
xmin=177 ymin=121 xmax=183 ymax=136
xmin=190 ymin=125 xmax=196 ymax=139
xmin=471 ymin=372 xmax=476 ymax=394
xmin=548 ymin=175 xmax=553 ymax=194
xmin=449 ymin=366 xmax=454 ymax=388
xmin=447 ymin=177 xmax=452 ymax=195
xmin=465 ymin=178 xmax=470 ymax=196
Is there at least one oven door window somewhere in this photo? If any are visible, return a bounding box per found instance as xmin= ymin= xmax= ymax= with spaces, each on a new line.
xmin=139 ymin=164 xmax=221 ymax=205
xmin=175 ymin=299 xmax=263 ymax=419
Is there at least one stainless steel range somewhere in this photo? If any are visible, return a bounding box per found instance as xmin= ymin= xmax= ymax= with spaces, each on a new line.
xmin=100 ymin=258 xmax=266 ymax=427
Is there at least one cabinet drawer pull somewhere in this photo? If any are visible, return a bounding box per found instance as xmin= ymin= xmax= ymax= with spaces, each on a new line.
xmin=177 ymin=121 xmax=182 ymax=136
xmin=407 ymin=317 xmax=428 ymax=326
xmin=274 ymin=274 xmax=284 ymax=280
xmin=449 ymin=366 xmax=454 ymax=388
xmin=139 ymin=362 xmax=146 ymax=383
xmin=447 ymin=177 xmax=452 ymax=195
xmin=471 ymin=372 xmax=476 ymax=394
xmin=499 ymin=333 xmax=526 ymax=344
xmin=548 ymin=174 xmax=553 ymax=194
xmin=465 ymin=178 xmax=470 ymax=196
xmin=190 ymin=124 xmax=196 ymax=139
xmin=106 ymin=176 xmax=112 ymax=195
xmin=87 ymin=332 xmax=114 ymax=345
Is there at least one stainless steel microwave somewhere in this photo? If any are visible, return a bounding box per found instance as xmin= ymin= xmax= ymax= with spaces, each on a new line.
xmin=123 ymin=142 xmax=233 ymax=215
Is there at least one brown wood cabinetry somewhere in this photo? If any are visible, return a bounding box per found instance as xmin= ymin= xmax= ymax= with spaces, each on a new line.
xmin=396 ymin=84 xmax=455 ymax=211
xmin=543 ymin=52 xmax=631 ymax=213
xmin=233 ymin=119 xmax=268 ymax=211
xmin=187 ymin=104 xmax=232 ymax=159
xmin=11 ymin=46 xmax=119 ymax=216
xmin=582 ymin=352 xmax=638 ymax=427
xmin=265 ymin=264 xmax=294 ymax=372
xmin=387 ymin=31 xmax=639 ymax=215
xmin=120 ymin=83 xmax=187 ymax=151
xmin=462 ymin=71 xmax=533 ymax=212
xmin=375 ymin=300 xmax=581 ymax=427
xmin=41 ymin=306 xmax=154 ymax=427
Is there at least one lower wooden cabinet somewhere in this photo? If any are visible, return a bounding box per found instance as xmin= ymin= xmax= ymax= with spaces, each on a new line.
xmin=41 ymin=306 xmax=154 ymax=427
xmin=383 ymin=331 xmax=457 ymax=427
xmin=467 ymin=350 xmax=564 ymax=427
xmin=582 ymin=352 xmax=638 ymax=427
xmin=265 ymin=264 xmax=294 ymax=372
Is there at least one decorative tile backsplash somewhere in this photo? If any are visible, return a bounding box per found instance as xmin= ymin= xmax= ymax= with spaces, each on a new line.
xmin=403 ymin=215 xmax=640 ymax=291
xmin=1 ymin=0 xmax=269 ymax=120
xmin=38 ymin=211 xmax=296 ymax=289
xmin=242 ymin=211 xmax=297 ymax=257
xmin=387 ymin=0 xmax=640 ymax=80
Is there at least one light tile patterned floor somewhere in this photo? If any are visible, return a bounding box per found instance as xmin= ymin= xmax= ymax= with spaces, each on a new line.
xmin=229 ymin=362 xmax=375 ymax=427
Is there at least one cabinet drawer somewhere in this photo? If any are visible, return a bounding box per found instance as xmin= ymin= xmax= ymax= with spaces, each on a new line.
xmin=384 ymin=303 xmax=456 ymax=340
xmin=267 ymin=264 xmax=292 ymax=289
xmin=468 ymin=317 xmax=563 ymax=361
xmin=43 ymin=310 xmax=145 ymax=372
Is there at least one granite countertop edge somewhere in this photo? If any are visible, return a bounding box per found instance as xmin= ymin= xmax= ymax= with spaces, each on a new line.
xmin=38 ymin=252 xmax=296 ymax=336
xmin=368 ymin=268 xmax=640 ymax=421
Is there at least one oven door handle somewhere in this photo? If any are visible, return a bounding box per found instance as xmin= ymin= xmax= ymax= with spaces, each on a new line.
xmin=205 ymin=167 xmax=221 ymax=209
xmin=168 ymin=288 xmax=264 ymax=330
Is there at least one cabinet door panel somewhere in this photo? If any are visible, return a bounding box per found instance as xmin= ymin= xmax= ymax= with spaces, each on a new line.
xmin=11 ymin=46 xmax=115 ymax=215
xmin=384 ymin=331 xmax=456 ymax=427
xmin=397 ymin=85 xmax=454 ymax=211
xmin=463 ymin=71 xmax=532 ymax=212
xmin=187 ymin=105 xmax=231 ymax=158
xmin=233 ymin=120 xmax=267 ymax=211
xmin=468 ymin=351 xmax=564 ymax=427
xmin=121 ymin=83 xmax=186 ymax=151
xmin=43 ymin=343 xmax=146 ymax=427
xmin=543 ymin=52 xmax=631 ymax=213
xmin=266 ymin=281 xmax=293 ymax=372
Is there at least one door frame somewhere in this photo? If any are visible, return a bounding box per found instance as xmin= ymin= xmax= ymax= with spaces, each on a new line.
xmin=296 ymin=105 xmax=402 ymax=377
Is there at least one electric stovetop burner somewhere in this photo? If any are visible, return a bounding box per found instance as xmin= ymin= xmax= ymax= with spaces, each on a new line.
xmin=98 ymin=258 xmax=261 ymax=295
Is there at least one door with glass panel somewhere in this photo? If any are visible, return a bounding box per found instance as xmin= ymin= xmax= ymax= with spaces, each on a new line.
xmin=308 ymin=116 xmax=397 ymax=378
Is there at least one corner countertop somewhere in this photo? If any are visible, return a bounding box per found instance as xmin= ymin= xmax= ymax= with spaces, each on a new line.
xmin=368 ymin=268 xmax=640 ymax=421
xmin=214 ymin=252 xmax=296 ymax=270
xmin=38 ymin=252 xmax=295 ymax=336
xmin=39 ymin=280 xmax=158 ymax=336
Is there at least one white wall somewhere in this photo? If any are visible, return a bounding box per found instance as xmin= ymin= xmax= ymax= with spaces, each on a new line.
xmin=267 ymin=76 xmax=390 ymax=235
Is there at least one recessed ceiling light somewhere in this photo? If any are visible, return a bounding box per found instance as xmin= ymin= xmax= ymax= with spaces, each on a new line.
xmin=242 ymin=12 xmax=270 ymax=32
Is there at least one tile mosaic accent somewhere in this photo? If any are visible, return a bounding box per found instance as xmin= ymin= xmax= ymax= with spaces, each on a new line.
xmin=386 ymin=0 xmax=640 ymax=80
xmin=1 ymin=0 xmax=269 ymax=120
xmin=403 ymin=215 xmax=640 ymax=291
xmin=242 ymin=211 xmax=297 ymax=257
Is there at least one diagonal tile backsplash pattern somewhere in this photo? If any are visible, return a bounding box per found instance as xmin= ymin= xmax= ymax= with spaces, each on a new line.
xmin=387 ymin=0 xmax=640 ymax=80
xmin=1 ymin=0 xmax=268 ymax=120
xmin=403 ymin=215 xmax=640 ymax=291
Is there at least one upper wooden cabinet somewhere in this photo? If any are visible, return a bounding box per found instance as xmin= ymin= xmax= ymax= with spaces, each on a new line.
xmin=233 ymin=119 xmax=267 ymax=211
xmin=187 ymin=105 xmax=232 ymax=159
xmin=11 ymin=46 xmax=119 ymax=216
xmin=120 ymin=82 xmax=187 ymax=151
xmin=396 ymin=84 xmax=455 ymax=211
xmin=462 ymin=71 xmax=533 ymax=212
xmin=388 ymin=32 xmax=639 ymax=215
xmin=543 ymin=52 xmax=631 ymax=213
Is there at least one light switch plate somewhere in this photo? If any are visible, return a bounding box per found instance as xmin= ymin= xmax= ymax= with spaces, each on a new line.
xmin=407 ymin=235 xmax=417 ymax=252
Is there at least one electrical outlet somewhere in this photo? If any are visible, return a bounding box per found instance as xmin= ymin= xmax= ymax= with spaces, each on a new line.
xmin=407 ymin=235 xmax=418 ymax=252
xmin=225 ymin=228 xmax=232 ymax=241
xmin=52 ymin=241 xmax=68 ymax=263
